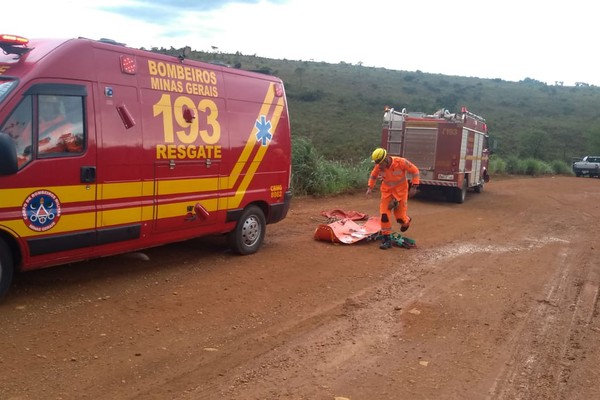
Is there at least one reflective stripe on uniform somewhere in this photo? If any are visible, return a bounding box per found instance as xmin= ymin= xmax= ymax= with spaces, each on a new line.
xmin=383 ymin=177 xmax=406 ymax=187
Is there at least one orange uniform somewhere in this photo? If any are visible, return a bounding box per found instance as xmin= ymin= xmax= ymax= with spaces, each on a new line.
xmin=368 ymin=156 xmax=420 ymax=235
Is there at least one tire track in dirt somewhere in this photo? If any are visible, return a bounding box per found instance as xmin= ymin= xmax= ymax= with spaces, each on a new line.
xmin=556 ymin=240 xmax=600 ymax=400
xmin=488 ymin=244 xmax=572 ymax=399
xmin=180 ymin=232 xmax=576 ymax=399
xmin=488 ymin=236 xmax=600 ymax=400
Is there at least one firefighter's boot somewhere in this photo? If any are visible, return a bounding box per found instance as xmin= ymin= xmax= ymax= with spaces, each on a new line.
xmin=379 ymin=234 xmax=392 ymax=250
xmin=400 ymin=216 xmax=412 ymax=232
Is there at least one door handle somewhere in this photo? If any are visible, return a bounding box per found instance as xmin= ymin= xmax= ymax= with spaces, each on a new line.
xmin=80 ymin=166 xmax=96 ymax=183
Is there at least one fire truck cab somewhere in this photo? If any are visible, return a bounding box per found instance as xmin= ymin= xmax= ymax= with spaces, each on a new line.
xmin=0 ymin=34 xmax=292 ymax=299
xmin=381 ymin=106 xmax=490 ymax=203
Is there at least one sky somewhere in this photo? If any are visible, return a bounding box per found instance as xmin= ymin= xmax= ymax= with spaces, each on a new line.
xmin=3 ymin=0 xmax=599 ymax=86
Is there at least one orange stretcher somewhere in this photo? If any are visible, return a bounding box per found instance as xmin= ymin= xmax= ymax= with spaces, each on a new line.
xmin=314 ymin=216 xmax=381 ymax=244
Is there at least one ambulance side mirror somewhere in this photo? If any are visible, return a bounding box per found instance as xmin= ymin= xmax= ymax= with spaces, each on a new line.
xmin=0 ymin=133 xmax=18 ymax=175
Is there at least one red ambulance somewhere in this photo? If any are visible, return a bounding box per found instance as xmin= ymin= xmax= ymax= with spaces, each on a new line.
xmin=0 ymin=34 xmax=292 ymax=299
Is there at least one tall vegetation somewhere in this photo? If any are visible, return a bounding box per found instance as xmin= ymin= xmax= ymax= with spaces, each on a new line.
xmin=292 ymin=137 xmax=370 ymax=196
xmin=291 ymin=140 xmax=574 ymax=196
xmin=488 ymin=155 xmax=572 ymax=176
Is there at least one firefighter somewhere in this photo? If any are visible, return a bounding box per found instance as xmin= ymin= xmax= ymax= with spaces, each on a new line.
xmin=366 ymin=148 xmax=420 ymax=249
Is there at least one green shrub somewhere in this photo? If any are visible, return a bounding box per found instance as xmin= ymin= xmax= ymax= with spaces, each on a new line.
xmin=504 ymin=155 xmax=522 ymax=174
xmin=293 ymin=141 xmax=575 ymax=196
xmin=292 ymin=137 xmax=369 ymax=196
xmin=488 ymin=155 xmax=570 ymax=176
xmin=551 ymin=160 xmax=574 ymax=175
xmin=488 ymin=155 xmax=506 ymax=174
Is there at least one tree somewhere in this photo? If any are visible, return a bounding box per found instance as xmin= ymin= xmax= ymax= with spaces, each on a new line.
xmin=585 ymin=127 xmax=600 ymax=154
xmin=294 ymin=67 xmax=305 ymax=88
xmin=519 ymin=129 xmax=548 ymax=160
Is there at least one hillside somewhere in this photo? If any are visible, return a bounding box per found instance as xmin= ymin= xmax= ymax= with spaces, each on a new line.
xmin=155 ymin=47 xmax=600 ymax=163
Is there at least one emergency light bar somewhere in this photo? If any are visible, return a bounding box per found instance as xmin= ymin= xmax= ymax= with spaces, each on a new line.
xmin=0 ymin=34 xmax=29 ymax=46
xmin=0 ymin=34 xmax=31 ymax=56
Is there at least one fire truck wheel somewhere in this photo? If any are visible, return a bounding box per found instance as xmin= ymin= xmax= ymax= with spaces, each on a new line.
xmin=452 ymin=178 xmax=468 ymax=204
xmin=0 ymin=239 xmax=14 ymax=301
xmin=474 ymin=181 xmax=484 ymax=193
xmin=228 ymin=205 xmax=266 ymax=255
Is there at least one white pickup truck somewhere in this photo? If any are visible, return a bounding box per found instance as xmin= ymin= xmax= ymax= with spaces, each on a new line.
xmin=572 ymin=155 xmax=600 ymax=177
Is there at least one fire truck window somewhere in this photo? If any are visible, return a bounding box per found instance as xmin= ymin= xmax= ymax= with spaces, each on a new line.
xmin=0 ymin=96 xmax=33 ymax=168
xmin=38 ymin=95 xmax=84 ymax=157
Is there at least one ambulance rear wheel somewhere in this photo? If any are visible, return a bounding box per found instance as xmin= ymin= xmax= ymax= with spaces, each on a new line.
xmin=228 ymin=205 xmax=266 ymax=255
xmin=0 ymin=239 xmax=14 ymax=301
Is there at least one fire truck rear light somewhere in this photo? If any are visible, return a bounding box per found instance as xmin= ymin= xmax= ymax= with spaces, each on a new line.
xmin=0 ymin=34 xmax=29 ymax=45
xmin=120 ymin=55 xmax=137 ymax=74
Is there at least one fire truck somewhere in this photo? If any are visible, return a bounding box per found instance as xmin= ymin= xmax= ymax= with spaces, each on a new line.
xmin=0 ymin=34 xmax=292 ymax=299
xmin=381 ymin=106 xmax=490 ymax=203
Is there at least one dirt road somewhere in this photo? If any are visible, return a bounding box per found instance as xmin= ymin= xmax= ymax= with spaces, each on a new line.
xmin=1 ymin=176 xmax=599 ymax=400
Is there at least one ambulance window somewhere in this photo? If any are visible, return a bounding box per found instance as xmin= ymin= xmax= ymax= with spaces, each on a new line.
xmin=0 ymin=79 xmax=17 ymax=103
xmin=0 ymin=96 xmax=33 ymax=169
xmin=37 ymin=95 xmax=85 ymax=157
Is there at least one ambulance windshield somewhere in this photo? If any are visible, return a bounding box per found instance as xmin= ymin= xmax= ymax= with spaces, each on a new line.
xmin=0 ymin=79 xmax=17 ymax=103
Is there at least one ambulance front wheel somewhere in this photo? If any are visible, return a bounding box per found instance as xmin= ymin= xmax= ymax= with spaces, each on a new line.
xmin=0 ymin=239 xmax=15 ymax=301
xmin=228 ymin=205 xmax=266 ymax=255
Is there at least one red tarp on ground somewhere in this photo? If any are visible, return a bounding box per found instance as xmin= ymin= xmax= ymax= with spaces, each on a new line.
xmin=320 ymin=209 xmax=368 ymax=221
xmin=314 ymin=216 xmax=381 ymax=244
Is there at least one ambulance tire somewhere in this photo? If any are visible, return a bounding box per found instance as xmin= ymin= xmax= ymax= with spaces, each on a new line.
xmin=0 ymin=239 xmax=14 ymax=301
xmin=228 ymin=205 xmax=266 ymax=255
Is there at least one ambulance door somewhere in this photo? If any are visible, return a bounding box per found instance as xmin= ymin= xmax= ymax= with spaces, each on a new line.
xmin=95 ymin=83 xmax=145 ymax=244
xmin=153 ymin=159 xmax=221 ymax=233
xmin=2 ymin=82 xmax=98 ymax=261
xmin=151 ymin=94 xmax=225 ymax=233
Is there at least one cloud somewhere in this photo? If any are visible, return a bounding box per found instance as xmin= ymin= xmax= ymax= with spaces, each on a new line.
xmin=99 ymin=0 xmax=287 ymax=25
xmin=3 ymin=0 xmax=600 ymax=85
xmin=87 ymin=0 xmax=290 ymax=49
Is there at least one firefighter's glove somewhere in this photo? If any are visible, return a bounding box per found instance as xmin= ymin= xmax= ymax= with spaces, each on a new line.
xmin=388 ymin=198 xmax=399 ymax=210
xmin=409 ymin=184 xmax=419 ymax=198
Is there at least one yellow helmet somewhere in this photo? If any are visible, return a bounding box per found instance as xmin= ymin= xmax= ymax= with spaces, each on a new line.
xmin=371 ymin=148 xmax=387 ymax=164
